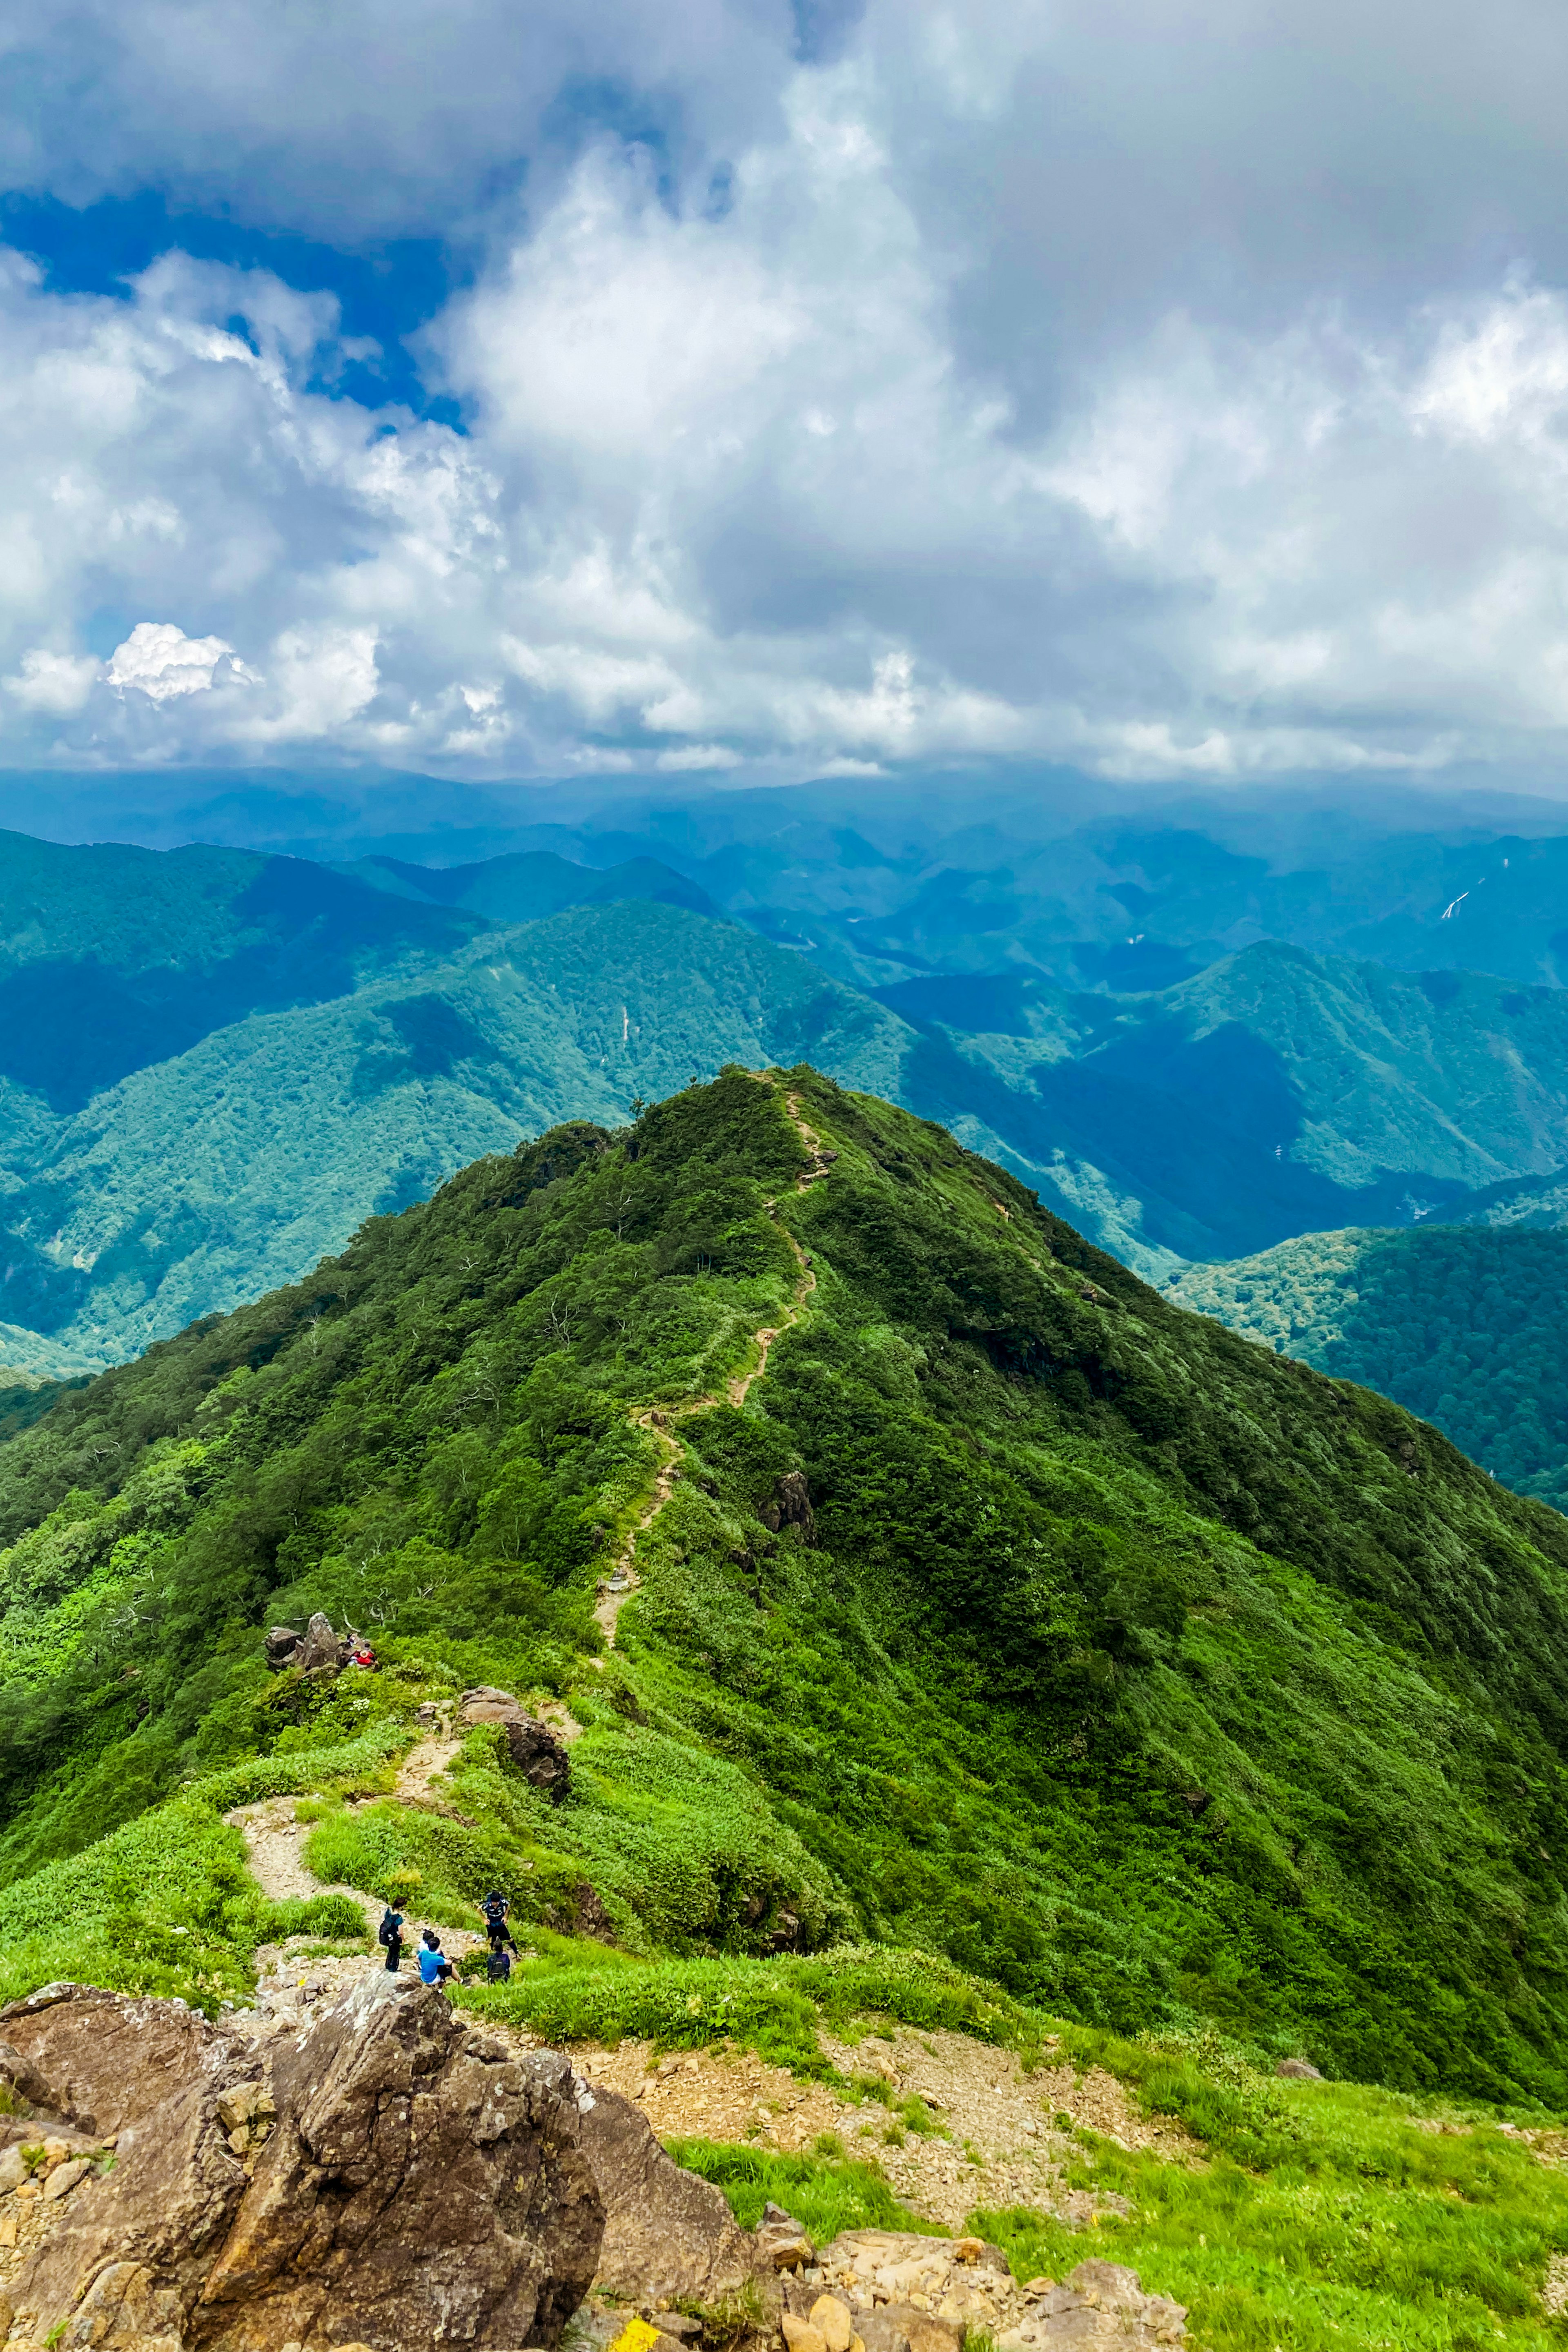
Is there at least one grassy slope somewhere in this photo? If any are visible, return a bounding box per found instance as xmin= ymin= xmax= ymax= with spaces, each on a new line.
xmin=1168 ymin=1225 xmax=1568 ymax=1513
xmin=3 ymin=1071 xmax=1568 ymax=2347
xmin=0 ymin=1071 xmax=1564 ymax=2111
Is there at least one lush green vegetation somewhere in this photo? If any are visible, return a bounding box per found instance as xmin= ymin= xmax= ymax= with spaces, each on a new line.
xmin=1 ymin=1063 xmax=1567 ymax=2341
xmin=16 ymin=819 xmax=1568 ymax=1370
xmin=0 ymin=1068 xmax=1566 ymax=2112
xmin=0 ymin=898 xmax=916 ymax=1374
xmin=666 ymin=2138 xmax=927 ymax=2242
xmin=1170 ymin=1225 xmax=1568 ymax=1513
xmin=976 ymin=2029 xmax=1568 ymax=2352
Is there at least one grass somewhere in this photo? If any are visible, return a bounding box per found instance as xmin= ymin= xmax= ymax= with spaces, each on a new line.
xmin=666 ymin=2042 xmax=1568 ymax=2351
xmin=975 ymin=2071 xmax=1568 ymax=2352
xmin=663 ymin=2137 xmax=932 ymax=2242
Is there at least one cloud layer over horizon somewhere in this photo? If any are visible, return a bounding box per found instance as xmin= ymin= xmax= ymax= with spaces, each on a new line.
xmin=5 ymin=0 xmax=1568 ymax=784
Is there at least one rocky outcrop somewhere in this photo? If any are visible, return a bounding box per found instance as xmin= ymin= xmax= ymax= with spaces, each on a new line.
xmin=761 ymin=1472 xmax=813 ymax=1539
xmin=0 ymin=1979 xmax=602 ymax=2352
xmin=263 ymin=1615 xmax=364 ymax=1675
xmin=801 ymin=2233 xmax=1185 ymax=2351
xmin=460 ymin=1687 xmax=572 ymax=1800
xmin=575 ymin=2083 xmax=776 ymax=2310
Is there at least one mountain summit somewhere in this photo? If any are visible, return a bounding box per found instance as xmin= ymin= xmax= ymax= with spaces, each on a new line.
xmin=0 ymin=1067 xmax=1565 ymax=2105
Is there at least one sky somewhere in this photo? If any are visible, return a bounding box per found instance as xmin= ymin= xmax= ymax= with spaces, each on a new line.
xmin=5 ymin=0 xmax=1568 ymax=785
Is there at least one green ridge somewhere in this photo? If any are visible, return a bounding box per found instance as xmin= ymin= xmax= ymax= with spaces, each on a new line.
xmin=0 ymin=1069 xmax=1563 ymax=2107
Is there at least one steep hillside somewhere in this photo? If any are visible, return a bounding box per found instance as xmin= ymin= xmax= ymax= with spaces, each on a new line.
xmin=1169 ymin=1225 xmax=1568 ymax=1513
xmin=890 ymin=941 xmax=1568 ymax=1270
xmin=1 ymin=1069 xmax=1567 ymax=2112
xmin=0 ymin=904 xmax=913 ymax=1371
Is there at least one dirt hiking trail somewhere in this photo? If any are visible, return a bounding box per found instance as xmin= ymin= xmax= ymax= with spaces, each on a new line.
xmin=226 ymin=1711 xmax=487 ymax=1973
xmin=593 ymin=1082 xmax=828 ymax=1650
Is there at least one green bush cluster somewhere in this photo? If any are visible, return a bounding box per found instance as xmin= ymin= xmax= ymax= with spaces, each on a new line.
xmin=1 ymin=1069 xmax=1568 ymax=2105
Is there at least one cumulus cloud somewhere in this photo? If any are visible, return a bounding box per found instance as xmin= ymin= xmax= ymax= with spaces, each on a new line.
xmin=3 ymin=7 xmax=1568 ymax=778
xmin=106 ymin=621 xmax=253 ymax=699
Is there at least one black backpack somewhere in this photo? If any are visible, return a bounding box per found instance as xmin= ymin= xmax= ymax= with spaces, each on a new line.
xmin=378 ymin=1908 xmax=400 ymax=1947
xmin=486 ymin=1947 xmax=512 ymax=1982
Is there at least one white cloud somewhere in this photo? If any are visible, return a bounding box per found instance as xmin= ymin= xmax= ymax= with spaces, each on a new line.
xmin=3 ymin=647 xmax=100 ymax=713
xmin=9 ymin=16 xmax=1568 ymax=778
xmin=654 ymin=742 xmax=738 ymax=769
xmin=106 ymin=621 xmax=251 ymax=699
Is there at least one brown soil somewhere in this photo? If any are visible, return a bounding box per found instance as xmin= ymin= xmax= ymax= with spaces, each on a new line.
xmin=549 ymin=2020 xmax=1198 ymax=2236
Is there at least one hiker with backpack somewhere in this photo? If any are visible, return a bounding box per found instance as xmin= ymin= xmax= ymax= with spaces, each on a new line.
xmin=480 ymin=1889 xmax=516 ymax=1956
xmin=485 ymin=1944 xmax=513 ymax=1983
xmin=378 ymin=1900 xmax=406 ymax=1973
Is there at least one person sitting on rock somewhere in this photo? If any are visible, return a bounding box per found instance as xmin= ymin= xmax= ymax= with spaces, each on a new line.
xmin=350 ymin=1643 xmax=377 ymax=1669
xmin=378 ymin=1901 xmax=406 ymax=1973
xmin=417 ymin=1930 xmax=457 ymax=1988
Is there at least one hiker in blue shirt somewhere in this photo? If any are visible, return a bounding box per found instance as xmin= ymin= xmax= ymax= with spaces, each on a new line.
xmin=417 ymin=1930 xmax=456 ymax=1987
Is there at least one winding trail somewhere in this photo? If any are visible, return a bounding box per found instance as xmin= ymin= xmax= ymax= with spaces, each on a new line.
xmin=226 ymin=1711 xmax=486 ymax=1958
xmin=592 ymin=1083 xmax=829 ymax=1651
xmin=231 ymin=1082 xmax=833 ymax=1922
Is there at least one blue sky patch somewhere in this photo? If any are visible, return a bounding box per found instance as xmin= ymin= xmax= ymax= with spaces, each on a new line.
xmin=0 ymin=189 xmax=465 ymax=425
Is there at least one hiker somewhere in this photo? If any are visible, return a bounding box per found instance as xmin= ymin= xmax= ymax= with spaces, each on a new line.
xmin=350 ymin=1642 xmax=377 ymax=1670
xmin=480 ymin=1889 xmax=515 ymax=1953
xmin=417 ymin=1929 xmax=457 ymax=1988
xmin=378 ymin=1900 xmax=406 ymax=1973
xmin=485 ymin=1944 xmax=512 ymax=1983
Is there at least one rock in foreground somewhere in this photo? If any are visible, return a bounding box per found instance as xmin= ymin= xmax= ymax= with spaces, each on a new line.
xmin=0 ymin=1980 xmax=602 ymax=2352
xmin=803 ymin=2232 xmax=1185 ymax=2350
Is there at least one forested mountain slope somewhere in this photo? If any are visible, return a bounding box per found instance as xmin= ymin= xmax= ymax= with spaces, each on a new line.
xmin=882 ymin=939 xmax=1568 ymax=1270
xmin=0 ymin=1069 xmax=1566 ymax=2105
xmin=1169 ymin=1225 xmax=1568 ymax=1512
xmin=0 ymin=904 xmax=914 ymax=1372
xmin=12 ymin=830 xmax=1568 ymax=1370
xmin=334 ymin=847 xmax=722 ymax=925
xmin=0 ymin=828 xmax=477 ymax=1111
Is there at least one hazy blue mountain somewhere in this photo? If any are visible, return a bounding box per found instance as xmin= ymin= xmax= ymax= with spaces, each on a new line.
xmin=331 ymin=848 xmax=722 ymax=925
xmin=8 ymin=812 xmax=1568 ymax=1372
xmin=0 ymin=829 xmax=474 ymax=1111
xmin=879 ymin=940 xmax=1568 ymax=1271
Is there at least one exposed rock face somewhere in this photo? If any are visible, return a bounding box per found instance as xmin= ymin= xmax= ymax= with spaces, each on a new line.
xmin=298 ymin=1611 xmax=343 ymax=1673
xmin=805 ymin=2234 xmax=1185 ymax=2351
xmin=264 ymin=1617 xmax=368 ymax=1675
xmin=0 ymin=1979 xmax=603 ymax=2352
xmin=460 ymin=1687 xmax=572 ymax=1801
xmin=575 ymin=2082 xmax=775 ymax=2310
xmin=761 ymin=1471 xmax=813 ymax=1539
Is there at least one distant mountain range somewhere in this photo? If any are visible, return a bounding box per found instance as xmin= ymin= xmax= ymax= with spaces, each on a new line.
xmin=9 ymin=799 xmax=1568 ymax=1376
